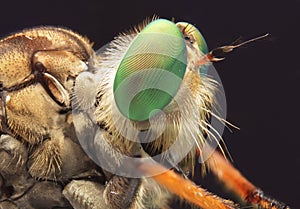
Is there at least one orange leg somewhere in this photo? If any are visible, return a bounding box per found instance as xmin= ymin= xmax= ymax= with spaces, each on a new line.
xmin=207 ymin=151 xmax=290 ymax=209
xmin=138 ymin=161 xmax=238 ymax=209
xmin=138 ymin=151 xmax=289 ymax=209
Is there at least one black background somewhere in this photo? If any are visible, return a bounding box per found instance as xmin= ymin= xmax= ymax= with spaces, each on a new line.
xmin=0 ymin=0 xmax=299 ymax=208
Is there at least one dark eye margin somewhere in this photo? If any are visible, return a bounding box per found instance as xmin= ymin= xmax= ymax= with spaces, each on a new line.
xmin=184 ymin=36 xmax=194 ymax=44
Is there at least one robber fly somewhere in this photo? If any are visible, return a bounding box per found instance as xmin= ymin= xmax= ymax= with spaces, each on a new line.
xmin=0 ymin=17 xmax=290 ymax=209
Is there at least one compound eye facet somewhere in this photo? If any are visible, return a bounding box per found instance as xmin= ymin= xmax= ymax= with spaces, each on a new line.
xmin=113 ymin=19 xmax=187 ymax=122
xmin=176 ymin=22 xmax=208 ymax=54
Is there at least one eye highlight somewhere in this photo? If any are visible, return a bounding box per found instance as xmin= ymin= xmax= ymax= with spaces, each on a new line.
xmin=176 ymin=22 xmax=208 ymax=54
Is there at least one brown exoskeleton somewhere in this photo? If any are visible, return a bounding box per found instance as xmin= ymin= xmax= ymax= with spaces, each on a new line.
xmin=0 ymin=27 xmax=103 ymax=208
xmin=0 ymin=27 xmax=98 ymax=179
xmin=0 ymin=18 xmax=290 ymax=209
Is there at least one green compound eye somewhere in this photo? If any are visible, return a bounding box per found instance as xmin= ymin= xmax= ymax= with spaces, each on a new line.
xmin=113 ymin=19 xmax=187 ymax=122
xmin=176 ymin=22 xmax=208 ymax=54
xmin=176 ymin=22 xmax=208 ymax=75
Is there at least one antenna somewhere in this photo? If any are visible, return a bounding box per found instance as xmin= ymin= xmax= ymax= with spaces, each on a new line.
xmin=196 ymin=33 xmax=270 ymax=65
